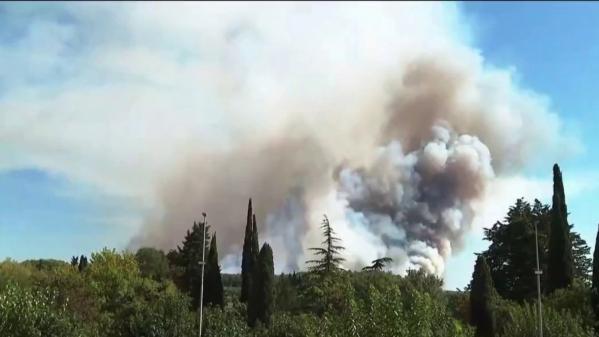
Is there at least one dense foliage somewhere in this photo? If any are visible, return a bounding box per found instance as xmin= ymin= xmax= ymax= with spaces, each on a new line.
xmin=481 ymin=198 xmax=590 ymax=300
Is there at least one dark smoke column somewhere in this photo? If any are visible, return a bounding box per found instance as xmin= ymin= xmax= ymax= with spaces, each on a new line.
xmin=336 ymin=124 xmax=494 ymax=275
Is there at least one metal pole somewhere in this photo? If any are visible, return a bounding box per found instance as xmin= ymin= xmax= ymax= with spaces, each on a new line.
xmin=534 ymin=221 xmax=543 ymax=337
xmin=199 ymin=212 xmax=207 ymax=337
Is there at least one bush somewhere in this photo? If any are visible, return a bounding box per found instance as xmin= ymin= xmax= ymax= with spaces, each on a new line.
xmin=203 ymin=300 xmax=250 ymax=337
xmin=0 ymin=283 xmax=85 ymax=337
xmin=544 ymin=279 xmax=594 ymax=329
xmin=129 ymin=282 xmax=198 ymax=337
xmin=135 ymin=247 xmax=170 ymax=282
xmin=495 ymin=298 xmax=593 ymax=337
xmin=347 ymin=285 xmax=474 ymax=337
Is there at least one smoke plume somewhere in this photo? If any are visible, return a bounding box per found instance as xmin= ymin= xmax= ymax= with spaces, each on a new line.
xmin=0 ymin=3 xmax=576 ymax=276
xmin=122 ymin=3 xmax=572 ymax=274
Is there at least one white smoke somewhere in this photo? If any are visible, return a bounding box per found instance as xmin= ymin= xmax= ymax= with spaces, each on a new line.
xmin=335 ymin=124 xmax=493 ymax=275
xmin=0 ymin=3 xmax=577 ymax=277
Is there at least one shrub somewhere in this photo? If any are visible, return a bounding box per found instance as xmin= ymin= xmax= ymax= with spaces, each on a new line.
xmin=0 ymin=283 xmax=85 ymax=337
xmin=495 ymin=298 xmax=593 ymax=337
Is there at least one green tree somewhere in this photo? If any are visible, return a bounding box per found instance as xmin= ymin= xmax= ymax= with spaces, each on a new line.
xmin=592 ymin=224 xmax=599 ymax=331
xmin=248 ymin=243 xmax=274 ymax=327
xmin=547 ymin=166 xmax=574 ymax=293
xmin=553 ymin=163 xmax=567 ymax=220
xmin=470 ymin=256 xmax=496 ymax=337
xmin=240 ymin=198 xmax=254 ymax=303
xmin=481 ymin=197 xmax=590 ymax=300
xmin=482 ymin=198 xmax=549 ymax=300
xmin=571 ymin=228 xmax=592 ymax=283
xmin=78 ymin=255 xmax=88 ymax=272
xmin=135 ymin=247 xmax=169 ymax=282
xmin=252 ymin=214 xmax=260 ymax=263
xmin=205 ymin=234 xmax=224 ymax=307
xmin=86 ymin=248 xmax=142 ymax=336
xmin=168 ymin=221 xmax=210 ymax=309
xmin=362 ymin=257 xmax=393 ymax=272
xmin=306 ymin=215 xmax=345 ymax=275
xmin=70 ymin=256 xmax=79 ymax=268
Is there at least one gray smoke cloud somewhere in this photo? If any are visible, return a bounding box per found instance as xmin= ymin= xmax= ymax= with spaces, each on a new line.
xmin=125 ymin=3 xmax=574 ymax=276
xmin=132 ymin=48 xmax=569 ymax=275
xmin=337 ymin=123 xmax=493 ymax=275
xmin=0 ymin=3 xmax=576 ymax=276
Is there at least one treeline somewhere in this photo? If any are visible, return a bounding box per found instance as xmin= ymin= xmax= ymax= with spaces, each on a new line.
xmin=0 ymin=163 xmax=596 ymax=337
xmin=468 ymin=164 xmax=598 ymax=337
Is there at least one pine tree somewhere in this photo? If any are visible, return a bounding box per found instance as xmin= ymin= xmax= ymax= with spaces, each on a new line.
xmin=205 ymin=234 xmax=224 ymax=307
xmin=70 ymin=256 xmax=79 ymax=268
xmin=591 ymin=224 xmax=599 ymax=328
xmin=247 ymin=243 xmax=274 ymax=327
xmin=306 ymin=215 xmax=345 ymax=275
xmin=470 ymin=255 xmax=496 ymax=337
xmin=362 ymin=257 xmax=393 ymax=272
xmin=241 ymin=198 xmax=254 ymax=303
xmin=547 ymin=165 xmax=574 ymax=293
xmin=168 ymin=220 xmax=210 ymax=309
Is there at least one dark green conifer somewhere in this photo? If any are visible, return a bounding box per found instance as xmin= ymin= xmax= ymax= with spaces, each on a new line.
xmin=205 ymin=234 xmax=224 ymax=307
xmin=591 ymin=224 xmax=599 ymax=328
xmin=241 ymin=198 xmax=254 ymax=303
xmin=168 ymin=220 xmax=210 ymax=309
xmin=470 ymin=255 xmax=496 ymax=337
xmin=547 ymin=164 xmax=574 ymax=293
xmin=247 ymin=243 xmax=274 ymax=327
xmin=78 ymin=255 xmax=88 ymax=272
xmin=252 ymin=213 xmax=260 ymax=260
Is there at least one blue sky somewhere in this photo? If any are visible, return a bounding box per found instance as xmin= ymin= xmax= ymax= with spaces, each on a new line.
xmin=0 ymin=2 xmax=598 ymax=289
xmin=0 ymin=169 xmax=140 ymax=260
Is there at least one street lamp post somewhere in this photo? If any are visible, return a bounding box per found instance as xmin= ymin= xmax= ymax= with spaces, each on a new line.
xmin=534 ymin=220 xmax=543 ymax=337
xmin=199 ymin=212 xmax=207 ymax=337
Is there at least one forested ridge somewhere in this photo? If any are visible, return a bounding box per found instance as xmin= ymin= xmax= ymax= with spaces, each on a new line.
xmin=1 ymin=164 xmax=598 ymax=337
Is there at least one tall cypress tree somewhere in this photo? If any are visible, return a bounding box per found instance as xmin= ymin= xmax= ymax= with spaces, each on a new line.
xmin=470 ymin=255 xmax=496 ymax=337
xmin=241 ymin=198 xmax=254 ymax=303
xmin=247 ymin=243 xmax=274 ymax=327
xmin=547 ymin=164 xmax=574 ymax=293
xmin=553 ymin=163 xmax=568 ymax=221
xmin=205 ymin=234 xmax=224 ymax=307
xmin=252 ymin=213 xmax=260 ymax=261
xmin=591 ymin=224 xmax=599 ymax=328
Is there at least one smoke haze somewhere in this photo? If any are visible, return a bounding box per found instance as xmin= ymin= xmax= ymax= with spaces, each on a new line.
xmin=0 ymin=3 xmax=577 ymax=276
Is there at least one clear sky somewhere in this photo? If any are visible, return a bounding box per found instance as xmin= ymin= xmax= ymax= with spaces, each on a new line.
xmin=0 ymin=2 xmax=598 ymax=289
